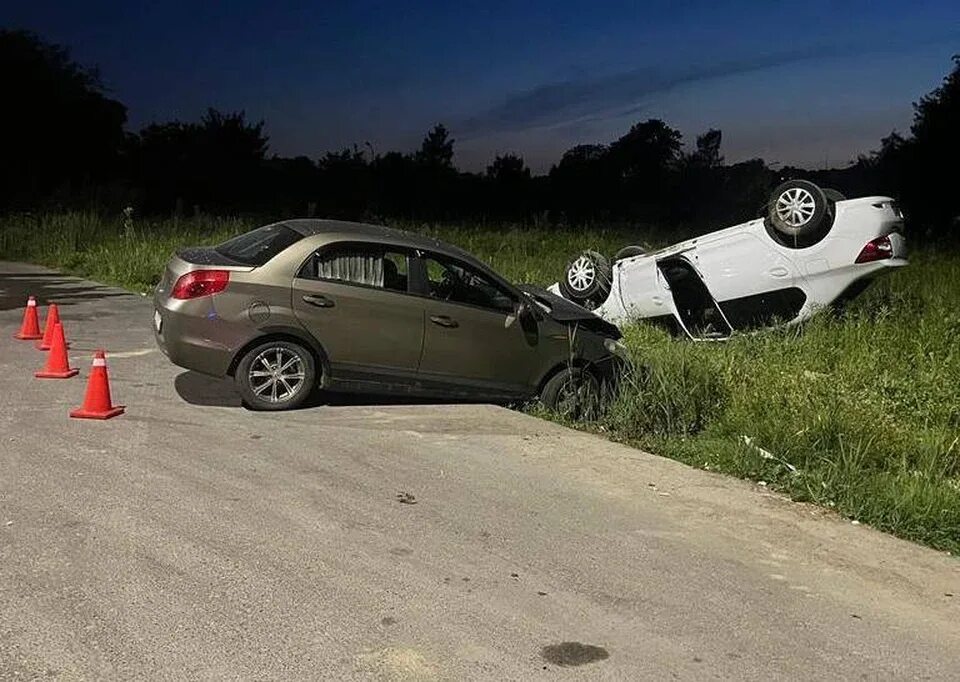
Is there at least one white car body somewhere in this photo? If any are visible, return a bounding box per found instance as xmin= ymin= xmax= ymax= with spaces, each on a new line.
xmin=549 ymin=196 xmax=907 ymax=338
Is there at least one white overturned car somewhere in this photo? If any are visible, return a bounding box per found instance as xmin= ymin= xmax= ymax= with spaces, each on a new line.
xmin=549 ymin=180 xmax=907 ymax=338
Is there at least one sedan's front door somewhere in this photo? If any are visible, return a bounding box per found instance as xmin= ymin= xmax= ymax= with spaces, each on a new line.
xmin=292 ymin=243 xmax=424 ymax=387
xmin=416 ymin=254 xmax=539 ymax=397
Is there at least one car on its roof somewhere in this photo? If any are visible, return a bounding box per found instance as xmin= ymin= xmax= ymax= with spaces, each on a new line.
xmin=549 ymin=180 xmax=908 ymax=338
xmin=154 ymin=219 xmax=624 ymax=412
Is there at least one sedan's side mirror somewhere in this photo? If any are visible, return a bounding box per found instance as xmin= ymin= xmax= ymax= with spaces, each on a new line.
xmin=515 ymin=297 xmax=541 ymax=346
xmin=516 ymin=296 xmax=543 ymax=322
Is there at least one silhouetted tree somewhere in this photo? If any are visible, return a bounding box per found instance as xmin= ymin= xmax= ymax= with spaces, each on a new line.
xmin=486 ymin=153 xmax=530 ymax=182
xmin=0 ymin=30 xmax=127 ymax=208
xmin=263 ymin=155 xmax=320 ymax=214
xmin=316 ymin=145 xmax=373 ymax=218
xmin=689 ymin=129 xmax=723 ymax=169
xmin=547 ymin=144 xmax=618 ymax=220
xmin=608 ymin=119 xmax=683 ymax=218
xmin=677 ymin=129 xmax=724 ymax=224
xmin=131 ymin=109 xmax=269 ymax=213
xmin=716 ymin=159 xmax=776 ymax=223
xmin=416 ymin=123 xmax=455 ymax=169
xmin=898 ymin=56 xmax=959 ymax=232
xmin=371 ymin=151 xmax=417 ymax=217
xmin=609 ymin=119 xmax=683 ymax=177
xmin=410 ymin=124 xmax=457 ymax=217
xmin=484 ymin=154 xmax=532 ymax=218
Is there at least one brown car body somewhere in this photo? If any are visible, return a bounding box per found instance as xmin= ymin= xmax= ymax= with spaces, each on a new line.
xmin=154 ymin=220 xmax=624 ymax=407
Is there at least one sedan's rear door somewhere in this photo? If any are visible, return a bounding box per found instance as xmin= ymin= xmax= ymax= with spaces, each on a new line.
xmin=292 ymin=242 xmax=425 ymax=388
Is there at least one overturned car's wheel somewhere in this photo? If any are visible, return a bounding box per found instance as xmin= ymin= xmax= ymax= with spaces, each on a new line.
xmin=822 ymin=187 xmax=846 ymax=203
xmin=540 ymin=367 xmax=600 ymax=420
xmin=559 ymin=250 xmax=612 ymax=309
xmin=615 ymin=245 xmax=646 ymax=260
xmin=767 ymin=180 xmax=830 ymax=239
xmin=236 ymin=339 xmax=316 ymax=411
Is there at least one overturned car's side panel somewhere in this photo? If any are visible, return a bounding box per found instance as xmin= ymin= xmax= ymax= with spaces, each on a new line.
xmin=613 ymin=256 xmax=678 ymax=327
xmin=786 ymin=199 xmax=907 ymax=318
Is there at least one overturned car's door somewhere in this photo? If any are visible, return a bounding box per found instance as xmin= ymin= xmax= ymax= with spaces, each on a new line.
xmin=655 ymin=254 xmax=733 ymax=339
xmin=692 ymin=227 xmax=806 ymax=330
xmin=616 ymin=256 xmax=688 ymax=336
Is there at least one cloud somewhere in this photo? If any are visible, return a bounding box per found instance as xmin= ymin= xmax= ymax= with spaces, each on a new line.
xmin=459 ymin=34 xmax=957 ymax=136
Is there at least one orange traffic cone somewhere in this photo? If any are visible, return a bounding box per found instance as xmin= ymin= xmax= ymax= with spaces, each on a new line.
xmin=35 ymin=323 xmax=79 ymax=379
xmin=36 ymin=302 xmax=63 ymax=350
xmin=69 ymin=350 xmax=124 ymax=419
xmin=13 ymin=296 xmax=42 ymax=340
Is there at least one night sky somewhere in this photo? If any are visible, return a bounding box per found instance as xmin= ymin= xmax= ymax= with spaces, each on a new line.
xmin=4 ymin=1 xmax=959 ymax=172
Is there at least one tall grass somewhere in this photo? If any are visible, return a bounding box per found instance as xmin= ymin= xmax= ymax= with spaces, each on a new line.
xmin=2 ymin=212 xmax=958 ymax=553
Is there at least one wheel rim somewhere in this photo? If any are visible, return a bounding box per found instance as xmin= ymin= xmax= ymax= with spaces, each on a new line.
xmin=556 ymin=376 xmax=595 ymax=417
xmin=249 ymin=347 xmax=306 ymax=403
xmin=567 ymin=256 xmax=596 ymax=293
xmin=775 ymin=187 xmax=816 ymax=228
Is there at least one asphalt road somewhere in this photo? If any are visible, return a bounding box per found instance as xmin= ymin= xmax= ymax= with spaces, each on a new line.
xmin=1 ymin=260 xmax=958 ymax=680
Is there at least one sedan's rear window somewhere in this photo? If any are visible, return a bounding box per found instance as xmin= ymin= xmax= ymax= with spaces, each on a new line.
xmin=215 ymin=224 xmax=303 ymax=266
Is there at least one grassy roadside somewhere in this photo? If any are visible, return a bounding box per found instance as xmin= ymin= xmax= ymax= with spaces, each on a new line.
xmin=3 ymin=212 xmax=958 ymax=554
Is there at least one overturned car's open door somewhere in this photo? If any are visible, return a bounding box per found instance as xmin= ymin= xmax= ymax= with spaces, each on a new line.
xmin=615 ymin=251 xmax=731 ymax=339
xmin=654 ymin=254 xmax=733 ymax=339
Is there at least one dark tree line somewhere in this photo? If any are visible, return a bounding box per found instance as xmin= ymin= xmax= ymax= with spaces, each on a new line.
xmin=1 ymin=29 xmax=957 ymax=240
xmin=0 ymin=30 xmax=126 ymax=206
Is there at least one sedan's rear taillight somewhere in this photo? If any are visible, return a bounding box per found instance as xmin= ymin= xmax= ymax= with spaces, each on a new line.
xmin=855 ymin=236 xmax=893 ymax=264
xmin=171 ymin=270 xmax=230 ymax=299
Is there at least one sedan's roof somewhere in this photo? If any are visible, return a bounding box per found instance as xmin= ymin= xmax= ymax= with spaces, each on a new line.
xmin=279 ymin=219 xmax=494 ymax=275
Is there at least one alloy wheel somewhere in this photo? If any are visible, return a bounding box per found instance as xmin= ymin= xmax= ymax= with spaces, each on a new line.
xmin=775 ymin=187 xmax=817 ymax=227
xmin=248 ymin=347 xmax=306 ymax=404
xmin=567 ymin=255 xmax=596 ymax=293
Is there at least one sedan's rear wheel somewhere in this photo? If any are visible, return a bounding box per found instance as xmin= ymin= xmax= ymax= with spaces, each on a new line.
xmin=236 ymin=340 xmax=316 ymax=411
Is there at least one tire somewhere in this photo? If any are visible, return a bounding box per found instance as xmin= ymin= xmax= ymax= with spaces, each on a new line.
xmin=822 ymin=187 xmax=846 ymax=203
xmin=615 ymin=245 xmax=646 ymax=261
xmin=767 ymin=180 xmax=830 ymax=239
xmin=235 ymin=339 xmax=316 ymax=411
xmin=559 ymin=250 xmax=612 ymax=309
xmin=540 ymin=367 xmax=600 ymax=420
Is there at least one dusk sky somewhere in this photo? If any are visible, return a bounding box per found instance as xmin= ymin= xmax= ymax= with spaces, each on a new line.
xmin=4 ymin=1 xmax=959 ymax=172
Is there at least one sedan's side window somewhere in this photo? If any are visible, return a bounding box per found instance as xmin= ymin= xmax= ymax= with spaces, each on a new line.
xmin=423 ymin=256 xmax=515 ymax=314
xmin=301 ymin=245 xmax=409 ymax=293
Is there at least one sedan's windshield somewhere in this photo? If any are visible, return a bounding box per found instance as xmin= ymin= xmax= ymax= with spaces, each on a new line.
xmin=215 ymin=224 xmax=303 ymax=266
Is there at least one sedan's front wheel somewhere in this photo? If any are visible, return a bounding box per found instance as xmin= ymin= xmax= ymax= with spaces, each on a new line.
xmin=540 ymin=367 xmax=600 ymax=420
xmin=236 ymin=340 xmax=316 ymax=411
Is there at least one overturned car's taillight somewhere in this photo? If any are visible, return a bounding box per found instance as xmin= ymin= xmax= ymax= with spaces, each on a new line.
xmin=854 ymin=236 xmax=893 ymax=264
xmin=171 ymin=270 xmax=230 ymax=299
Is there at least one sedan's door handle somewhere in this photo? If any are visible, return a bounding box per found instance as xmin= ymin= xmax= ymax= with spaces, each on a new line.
xmin=302 ymin=294 xmax=335 ymax=308
xmin=429 ymin=315 xmax=459 ymax=328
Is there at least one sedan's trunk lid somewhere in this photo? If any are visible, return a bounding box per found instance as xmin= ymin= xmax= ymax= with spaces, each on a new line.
xmin=156 ymin=248 xmax=254 ymax=299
